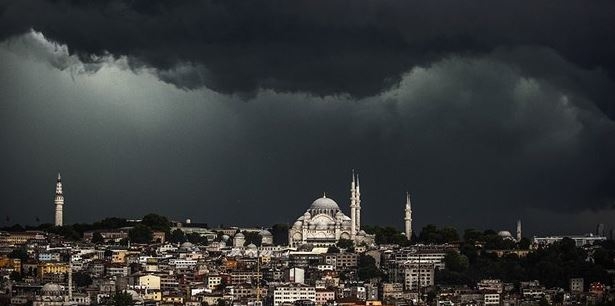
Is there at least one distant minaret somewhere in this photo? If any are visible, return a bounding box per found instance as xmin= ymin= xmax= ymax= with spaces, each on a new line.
xmin=54 ymin=172 xmax=64 ymax=226
xmin=355 ymin=172 xmax=361 ymax=233
xmin=350 ymin=170 xmax=357 ymax=240
xmin=516 ymin=219 xmax=522 ymax=241
xmin=404 ymin=192 xmax=412 ymax=239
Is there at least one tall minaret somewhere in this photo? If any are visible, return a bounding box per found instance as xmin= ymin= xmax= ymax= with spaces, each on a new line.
xmin=516 ymin=219 xmax=522 ymax=242
xmin=404 ymin=192 xmax=412 ymax=239
xmin=355 ymin=172 xmax=361 ymax=233
xmin=54 ymin=172 xmax=64 ymax=226
xmin=350 ymin=170 xmax=357 ymax=240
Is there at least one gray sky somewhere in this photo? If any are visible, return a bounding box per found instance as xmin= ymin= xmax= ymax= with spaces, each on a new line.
xmin=1 ymin=0 xmax=615 ymax=236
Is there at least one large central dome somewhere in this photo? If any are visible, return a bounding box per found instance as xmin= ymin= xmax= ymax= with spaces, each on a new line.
xmin=310 ymin=196 xmax=340 ymax=210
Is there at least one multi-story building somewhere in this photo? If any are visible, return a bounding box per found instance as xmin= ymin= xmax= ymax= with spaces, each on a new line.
xmin=533 ymin=234 xmax=607 ymax=247
xmin=273 ymin=283 xmax=316 ymax=306
xmin=403 ymin=264 xmax=434 ymax=291
xmin=484 ymin=293 xmax=500 ymax=305
xmin=477 ymin=279 xmax=503 ymax=294
xmin=315 ymin=289 xmax=335 ymax=306
xmin=381 ymin=283 xmax=404 ymax=300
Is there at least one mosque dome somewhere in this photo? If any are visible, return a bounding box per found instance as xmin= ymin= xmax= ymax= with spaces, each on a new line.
xmin=180 ymin=242 xmax=194 ymax=248
xmin=41 ymin=283 xmax=63 ymax=296
xmin=310 ymin=196 xmax=340 ymax=210
xmin=222 ymin=235 xmax=230 ymax=241
xmin=234 ymin=232 xmax=245 ymax=238
xmin=259 ymin=230 xmax=272 ymax=236
xmin=498 ymin=231 xmax=513 ymax=238
xmin=247 ymin=243 xmax=257 ymax=249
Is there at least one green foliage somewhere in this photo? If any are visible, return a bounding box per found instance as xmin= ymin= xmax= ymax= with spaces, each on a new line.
xmin=242 ymin=231 xmax=262 ymax=246
xmin=518 ymin=237 xmax=531 ymax=250
xmin=93 ymin=217 xmax=129 ymax=229
xmin=186 ymin=232 xmax=209 ymax=245
xmin=484 ymin=235 xmax=516 ymax=250
xmin=8 ymin=248 xmax=28 ymax=261
xmin=439 ymin=239 xmax=612 ymax=289
xmin=327 ymin=246 xmax=340 ymax=253
xmin=337 ymin=238 xmax=354 ymax=249
xmin=141 ymin=213 xmax=170 ymax=233
xmin=271 ymin=224 xmax=289 ymax=246
xmin=170 ymin=229 xmax=186 ymax=244
xmin=112 ymin=291 xmax=133 ymax=306
xmin=47 ymin=225 xmax=81 ymax=241
xmin=460 ymin=243 xmax=479 ymax=263
xmin=74 ymin=272 xmax=93 ymax=287
xmin=444 ymin=251 xmax=469 ymax=272
xmin=91 ymin=232 xmax=104 ymax=244
xmin=362 ymin=225 xmax=409 ymax=246
xmin=357 ymin=254 xmax=383 ymax=281
xmin=463 ymin=229 xmax=484 ymax=243
xmin=128 ymin=224 xmax=153 ymax=243
xmin=419 ymin=225 xmax=459 ymax=244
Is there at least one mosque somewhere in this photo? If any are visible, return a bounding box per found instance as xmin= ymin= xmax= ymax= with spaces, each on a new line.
xmin=288 ymin=171 xmax=410 ymax=247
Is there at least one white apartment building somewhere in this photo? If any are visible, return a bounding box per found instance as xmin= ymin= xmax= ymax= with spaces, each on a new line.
xmin=273 ymin=284 xmax=316 ymax=306
xmin=484 ymin=293 xmax=500 ymax=305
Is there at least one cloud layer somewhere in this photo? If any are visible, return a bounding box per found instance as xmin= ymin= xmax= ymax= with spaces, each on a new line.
xmin=1 ymin=31 xmax=614 ymax=233
xmin=1 ymin=0 xmax=615 ymax=233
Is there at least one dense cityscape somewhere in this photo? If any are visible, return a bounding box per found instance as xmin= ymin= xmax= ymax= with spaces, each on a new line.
xmin=1 ymin=173 xmax=614 ymax=306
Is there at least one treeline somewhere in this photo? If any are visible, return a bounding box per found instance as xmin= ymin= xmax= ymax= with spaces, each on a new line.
xmin=363 ymin=224 xmax=530 ymax=250
xmin=439 ymin=238 xmax=615 ymax=290
xmin=1 ymin=214 xmax=291 ymax=246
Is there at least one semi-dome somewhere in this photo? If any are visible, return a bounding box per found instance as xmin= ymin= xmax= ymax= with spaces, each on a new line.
xmin=259 ymin=230 xmax=272 ymax=236
xmin=310 ymin=196 xmax=340 ymax=210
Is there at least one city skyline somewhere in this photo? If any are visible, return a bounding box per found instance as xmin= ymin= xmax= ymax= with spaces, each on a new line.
xmin=1 ymin=0 xmax=615 ymax=235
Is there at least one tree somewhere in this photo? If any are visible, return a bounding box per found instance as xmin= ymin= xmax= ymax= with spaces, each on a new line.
xmin=170 ymin=229 xmax=186 ymax=244
xmin=91 ymin=232 xmax=104 ymax=244
xmin=271 ymin=224 xmax=289 ymax=246
xmin=74 ymin=272 xmax=93 ymax=287
xmin=364 ymin=225 xmax=409 ymax=246
xmin=327 ymin=246 xmax=340 ymax=253
xmin=441 ymin=226 xmax=460 ymax=243
xmin=337 ymin=238 xmax=354 ymax=249
xmin=242 ymin=231 xmax=262 ymax=246
xmin=8 ymin=248 xmax=28 ymax=261
xmin=141 ymin=213 xmax=170 ymax=233
xmin=518 ymin=237 xmax=531 ymax=250
xmin=358 ymin=254 xmax=383 ymax=281
xmin=112 ymin=291 xmax=133 ymax=306
xmin=444 ymin=251 xmax=469 ymax=272
xmin=128 ymin=224 xmax=153 ymax=243
xmin=463 ymin=228 xmax=484 ymax=243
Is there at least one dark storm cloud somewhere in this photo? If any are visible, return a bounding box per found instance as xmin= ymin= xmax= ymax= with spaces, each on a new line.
xmin=1 ymin=0 xmax=615 ymax=111
xmin=2 ymin=1 xmax=615 ymax=233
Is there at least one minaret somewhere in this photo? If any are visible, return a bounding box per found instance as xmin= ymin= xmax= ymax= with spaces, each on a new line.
xmin=516 ymin=219 xmax=522 ymax=241
xmin=355 ymin=172 xmax=361 ymax=233
xmin=350 ymin=170 xmax=357 ymax=240
xmin=404 ymin=192 xmax=412 ymax=239
xmin=54 ymin=172 xmax=64 ymax=226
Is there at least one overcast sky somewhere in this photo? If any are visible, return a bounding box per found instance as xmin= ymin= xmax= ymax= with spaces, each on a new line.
xmin=1 ymin=0 xmax=615 ymax=235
